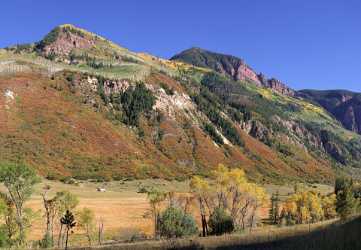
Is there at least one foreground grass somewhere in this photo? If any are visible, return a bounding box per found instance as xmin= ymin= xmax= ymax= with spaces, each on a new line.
xmin=62 ymin=217 xmax=361 ymax=250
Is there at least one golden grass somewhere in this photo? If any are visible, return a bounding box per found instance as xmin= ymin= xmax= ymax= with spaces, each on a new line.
xmin=2 ymin=179 xmax=331 ymax=243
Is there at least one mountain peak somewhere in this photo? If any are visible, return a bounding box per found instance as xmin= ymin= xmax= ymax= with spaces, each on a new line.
xmin=171 ymin=48 xmax=294 ymax=96
xmin=34 ymin=24 xmax=116 ymax=61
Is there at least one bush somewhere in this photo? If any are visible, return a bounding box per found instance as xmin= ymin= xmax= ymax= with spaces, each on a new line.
xmin=39 ymin=232 xmax=53 ymax=248
xmin=0 ymin=227 xmax=8 ymax=248
xmin=158 ymin=207 xmax=198 ymax=238
xmin=208 ymin=207 xmax=234 ymax=235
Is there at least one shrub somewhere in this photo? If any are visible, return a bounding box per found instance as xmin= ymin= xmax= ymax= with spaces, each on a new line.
xmin=208 ymin=207 xmax=234 ymax=235
xmin=39 ymin=232 xmax=53 ymax=248
xmin=0 ymin=226 xmax=8 ymax=248
xmin=158 ymin=207 xmax=198 ymax=238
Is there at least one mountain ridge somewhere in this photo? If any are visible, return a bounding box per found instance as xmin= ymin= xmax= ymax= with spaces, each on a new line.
xmin=171 ymin=47 xmax=295 ymax=96
xmin=1 ymin=24 xmax=361 ymax=183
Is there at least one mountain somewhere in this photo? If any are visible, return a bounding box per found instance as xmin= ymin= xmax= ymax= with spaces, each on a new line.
xmin=297 ymin=90 xmax=361 ymax=135
xmin=170 ymin=47 xmax=295 ymax=96
xmin=1 ymin=24 xmax=361 ymax=183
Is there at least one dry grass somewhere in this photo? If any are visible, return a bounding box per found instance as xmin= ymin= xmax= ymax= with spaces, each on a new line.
xmin=65 ymin=218 xmax=342 ymax=250
xmin=0 ymin=179 xmax=332 ymax=244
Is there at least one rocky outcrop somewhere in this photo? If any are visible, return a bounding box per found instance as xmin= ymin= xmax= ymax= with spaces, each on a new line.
xmin=171 ymin=47 xmax=262 ymax=84
xmin=36 ymin=25 xmax=97 ymax=60
xmin=249 ymin=120 xmax=271 ymax=144
xmin=258 ymin=74 xmax=295 ymax=96
xmin=42 ymin=29 xmax=94 ymax=58
xmin=171 ymin=48 xmax=294 ymax=96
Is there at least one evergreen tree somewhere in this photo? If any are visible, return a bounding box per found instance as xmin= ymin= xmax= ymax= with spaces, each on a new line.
xmin=60 ymin=210 xmax=76 ymax=250
xmin=335 ymin=178 xmax=358 ymax=220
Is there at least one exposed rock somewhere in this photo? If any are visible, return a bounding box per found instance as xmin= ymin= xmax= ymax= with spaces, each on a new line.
xmin=103 ymin=79 xmax=130 ymax=96
xmin=258 ymin=74 xmax=295 ymax=96
xmin=171 ymin=48 xmax=294 ymax=96
xmin=171 ymin=47 xmax=262 ymax=85
xmin=148 ymin=85 xmax=197 ymax=120
xmin=249 ymin=120 xmax=271 ymax=144
xmin=39 ymin=25 xmax=96 ymax=58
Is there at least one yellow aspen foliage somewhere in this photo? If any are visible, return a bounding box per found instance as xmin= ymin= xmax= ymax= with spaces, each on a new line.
xmin=190 ymin=164 xmax=268 ymax=229
xmin=281 ymin=189 xmax=337 ymax=225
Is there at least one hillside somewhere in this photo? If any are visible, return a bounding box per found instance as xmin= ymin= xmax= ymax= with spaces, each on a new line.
xmin=297 ymin=89 xmax=361 ymax=135
xmin=1 ymin=24 xmax=361 ymax=183
xmin=171 ymin=47 xmax=294 ymax=96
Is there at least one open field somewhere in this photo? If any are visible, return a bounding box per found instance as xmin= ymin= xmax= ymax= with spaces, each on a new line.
xmin=0 ymin=179 xmax=333 ymax=244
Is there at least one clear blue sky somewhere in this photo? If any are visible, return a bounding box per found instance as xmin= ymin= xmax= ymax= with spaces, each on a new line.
xmin=1 ymin=0 xmax=360 ymax=91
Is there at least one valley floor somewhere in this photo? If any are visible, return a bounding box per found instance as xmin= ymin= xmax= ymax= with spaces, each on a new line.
xmin=3 ymin=179 xmax=332 ymax=243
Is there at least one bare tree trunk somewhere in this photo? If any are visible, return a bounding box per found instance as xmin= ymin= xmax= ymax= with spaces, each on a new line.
xmin=98 ymin=218 xmax=104 ymax=245
xmin=65 ymin=228 xmax=69 ymax=250
xmin=86 ymin=225 xmax=92 ymax=246
xmin=58 ymin=223 xmax=63 ymax=248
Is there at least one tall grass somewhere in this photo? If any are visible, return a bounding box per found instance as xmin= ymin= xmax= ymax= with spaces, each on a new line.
xmin=65 ymin=217 xmax=361 ymax=250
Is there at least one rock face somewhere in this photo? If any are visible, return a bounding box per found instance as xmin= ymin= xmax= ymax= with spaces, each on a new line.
xmin=36 ymin=24 xmax=97 ymax=58
xmin=171 ymin=47 xmax=261 ymax=84
xmin=297 ymin=90 xmax=361 ymax=134
xmin=258 ymin=74 xmax=295 ymax=96
xmin=171 ymin=47 xmax=294 ymax=96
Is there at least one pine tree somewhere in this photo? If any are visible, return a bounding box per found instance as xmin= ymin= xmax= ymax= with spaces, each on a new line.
xmin=60 ymin=210 xmax=76 ymax=250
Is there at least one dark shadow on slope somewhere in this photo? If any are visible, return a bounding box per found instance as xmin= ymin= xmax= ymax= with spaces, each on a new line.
xmin=212 ymin=217 xmax=361 ymax=250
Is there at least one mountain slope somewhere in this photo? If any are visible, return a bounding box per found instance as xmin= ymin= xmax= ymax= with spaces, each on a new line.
xmin=297 ymin=89 xmax=361 ymax=135
xmin=171 ymin=47 xmax=294 ymax=96
xmin=1 ymin=24 xmax=361 ymax=183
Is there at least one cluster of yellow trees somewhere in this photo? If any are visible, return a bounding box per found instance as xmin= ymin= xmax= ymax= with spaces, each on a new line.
xmin=190 ymin=164 xmax=268 ymax=234
xmin=281 ymin=189 xmax=337 ymax=225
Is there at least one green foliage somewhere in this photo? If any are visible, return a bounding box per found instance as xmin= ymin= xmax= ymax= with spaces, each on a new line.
xmin=39 ymin=232 xmax=53 ymax=249
xmin=0 ymin=162 xmax=40 ymax=246
xmin=0 ymin=162 xmax=40 ymax=203
xmin=158 ymin=206 xmax=198 ymax=238
xmin=36 ymin=27 xmax=61 ymax=51
xmin=56 ymin=191 xmax=79 ymax=214
xmin=269 ymin=192 xmax=281 ymax=225
xmin=208 ymin=207 xmax=234 ymax=235
xmin=120 ymin=83 xmax=156 ymax=126
xmin=335 ymin=178 xmax=358 ymax=220
xmin=193 ymin=87 xmax=244 ymax=147
xmin=203 ymin=123 xmax=224 ymax=145
xmin=78 ymin=207 xmax=95 ymax=245
xmin=0 ymin=226 xmax=8 ymax=248
xmin=45 ymin=51 xmax=56 ymax=61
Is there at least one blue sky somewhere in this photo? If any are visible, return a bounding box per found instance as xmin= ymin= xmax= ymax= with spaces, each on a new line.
xmin=1 ymin=0 xmax=360 ymax=91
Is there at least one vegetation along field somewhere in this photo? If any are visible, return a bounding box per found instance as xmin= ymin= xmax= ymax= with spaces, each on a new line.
xmin=1 ymin=24 xmax=361 ymax=250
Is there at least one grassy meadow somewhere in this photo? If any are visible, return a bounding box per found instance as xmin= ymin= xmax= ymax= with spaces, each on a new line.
xmin=0 ymin=179 xmax=333 ymax=246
